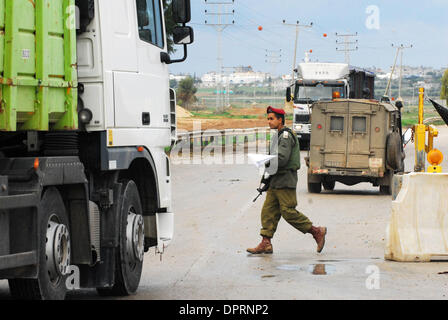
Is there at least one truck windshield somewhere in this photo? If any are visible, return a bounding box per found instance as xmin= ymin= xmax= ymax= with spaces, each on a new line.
xmin=294 ymin=85 xmax=345 ymax=104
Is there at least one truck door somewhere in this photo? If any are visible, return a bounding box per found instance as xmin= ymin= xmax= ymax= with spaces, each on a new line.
xmin=114 ymin=0 xmax=169 ymax=129
xmin=323 ymin=102 xmax=349 ymax=168
xmin=346 ymin=103 xmax=371 ymax=168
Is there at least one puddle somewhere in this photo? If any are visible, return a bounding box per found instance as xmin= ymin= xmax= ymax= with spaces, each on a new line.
xmin=276 ymin=265 xmax=302 ymax=271
xmin=308 ymin=264 xmax=336 ymax=275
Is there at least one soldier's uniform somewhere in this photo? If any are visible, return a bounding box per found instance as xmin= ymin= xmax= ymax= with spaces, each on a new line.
xmin=247 ymin=106 xmax=326 ymax=254
xmin=260 ymin=126 xmax=313 ymax=238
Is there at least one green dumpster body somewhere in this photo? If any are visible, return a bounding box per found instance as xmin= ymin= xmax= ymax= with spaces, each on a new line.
xmin=0 ymin=0 xmax=78 ymax=132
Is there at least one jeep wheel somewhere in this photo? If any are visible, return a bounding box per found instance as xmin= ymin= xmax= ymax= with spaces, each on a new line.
xmin=380 ymin=185 xmax=391 ymax=195
xmin=308 ymin=182 xmax=322 ymax=194
xmin=386 ymin=132 xmax=402 ymax=170
xmin=322 ymin=181 xmax=335 ymax=191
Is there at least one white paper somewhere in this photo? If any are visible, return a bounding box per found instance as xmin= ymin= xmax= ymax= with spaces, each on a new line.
xmin=248 ymin=153 xmax=277 ymax=169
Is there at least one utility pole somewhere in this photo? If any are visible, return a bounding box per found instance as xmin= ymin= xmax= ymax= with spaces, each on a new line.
xmin=384 ymin=44 xmax=413 ymax=99
xmin=282 ymin=20 xmax=313 ymax=83
xmin=335 ymin=32 xmax=358 ymax=65
xmin=396 ymin=44 xmax=413 ymax=101
xmin=265 ymin=49 xmax=282 ymax=106
xmin=221 ymin=66 xmax=235 ymax=107
xmin=205 ymin=0 xmax=235 ymax=112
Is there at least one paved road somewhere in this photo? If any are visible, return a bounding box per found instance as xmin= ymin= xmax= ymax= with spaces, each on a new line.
xmin=1 ymin=127 xmax=448 ymax=300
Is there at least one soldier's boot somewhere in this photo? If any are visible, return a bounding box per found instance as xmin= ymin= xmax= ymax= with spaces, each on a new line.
xmin=246 ymin=237 xmax=273 ymax=254
xmin=308 ymin=226 xmax=327 ymax=253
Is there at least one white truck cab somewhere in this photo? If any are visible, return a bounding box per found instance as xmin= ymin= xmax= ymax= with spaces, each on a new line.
xmin=0 ymin=0 xmax=193 ymax=300
xmin=287 ymin=62 xmax=350 ymax=150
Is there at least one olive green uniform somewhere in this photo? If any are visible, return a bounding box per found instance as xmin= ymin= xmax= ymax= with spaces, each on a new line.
xmin=260 ymin=128 xmax=312 ymax=238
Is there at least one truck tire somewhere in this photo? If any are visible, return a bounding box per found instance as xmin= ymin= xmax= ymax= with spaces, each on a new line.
xmin=9 ymin=187 xmax=71 ymax=300
xmin=322 ymin=181 xmax=335 ymax=191
xmin=308 ymin=182 xmax=322 ymax=194
xmin=97 ymin=180 xmax=144 ymax=296
xmin=386 ymin=132 xmax=402 ymax=170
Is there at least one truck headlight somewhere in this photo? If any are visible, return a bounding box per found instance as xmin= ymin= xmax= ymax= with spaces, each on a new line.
xmin=294 ymin=124 xmax=303 ymax=131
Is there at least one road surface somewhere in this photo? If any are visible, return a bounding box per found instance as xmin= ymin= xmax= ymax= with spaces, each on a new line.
xmin=1 ymin=127 xmax=448 ymax=300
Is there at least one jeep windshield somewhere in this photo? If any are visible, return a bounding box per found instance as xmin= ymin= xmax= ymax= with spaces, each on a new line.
xmin=294 ymin=82 xmax=346 ymax=104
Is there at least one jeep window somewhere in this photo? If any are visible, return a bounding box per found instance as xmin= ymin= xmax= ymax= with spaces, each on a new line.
xmin=330 ymin=116 xmax=344 ymax=131
xmin=352 ymin=116 xmax=367 ymax=133
xmin=136 ymin=0 xmax=165 ymax=48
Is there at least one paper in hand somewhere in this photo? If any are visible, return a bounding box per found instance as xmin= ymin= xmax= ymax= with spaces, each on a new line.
xmin=248 ymin=153 xmax=277 ymax=169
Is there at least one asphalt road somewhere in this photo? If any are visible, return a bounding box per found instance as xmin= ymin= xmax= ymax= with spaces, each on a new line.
xmin=1 ymin=127 xmax=448 ymax=300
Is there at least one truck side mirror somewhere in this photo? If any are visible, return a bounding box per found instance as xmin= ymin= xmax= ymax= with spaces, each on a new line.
xmin=173 ymin=26 xmax=194 ymax=45
xmin=286 ymin=87 xmax=292 ymax=102
xmin=172 ymin=0 xmax=191 ymax=24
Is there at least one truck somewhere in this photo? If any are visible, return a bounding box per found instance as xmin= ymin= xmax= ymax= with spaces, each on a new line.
xmin=0 ymin=0 xmax=193 ymax=300
xmin=306 ymin=99 xmax=405 ymax=194
xmin=286 ymin=62 xmax=375 ymax=150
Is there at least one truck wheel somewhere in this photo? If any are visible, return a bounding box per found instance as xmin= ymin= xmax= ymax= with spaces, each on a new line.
xmin=300 ymin=141 xmax=309 ymax=151
xmin=97 ymin=180 xmax=144 ymax=296
xmin=322 ymin=181 xmax=335 ymax=191
xmin=308 ymin=182 xmax=322 ymax=194
xmin=9 ymin=187 xmax=71 ymax=300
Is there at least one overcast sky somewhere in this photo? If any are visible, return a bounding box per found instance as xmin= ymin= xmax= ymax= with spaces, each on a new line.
xmin=169 ymin=0 xmax=448 ymax=76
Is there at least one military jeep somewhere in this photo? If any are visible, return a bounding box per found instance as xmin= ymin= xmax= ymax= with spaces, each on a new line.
xmin=306 ymin=99 xmax=404 ymax=194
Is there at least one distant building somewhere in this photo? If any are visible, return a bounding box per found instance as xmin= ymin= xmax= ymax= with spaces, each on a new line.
xmin=200 ymin=67 xmax=269 ymax=87
xmin=170 ymin=74 xmax=190 ymax=82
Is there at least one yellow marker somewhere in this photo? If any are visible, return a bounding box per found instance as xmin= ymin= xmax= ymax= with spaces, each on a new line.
xmin=427 ymin=149 xmax=443 ymax=173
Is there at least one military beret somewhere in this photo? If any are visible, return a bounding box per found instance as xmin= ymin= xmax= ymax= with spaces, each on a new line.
xmin=267 ymin=106 xmax=286 ymax=115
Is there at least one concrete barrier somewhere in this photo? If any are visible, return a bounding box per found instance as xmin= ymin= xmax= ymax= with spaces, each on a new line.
xmin=385 ymin=173 xmax=448 ymax=262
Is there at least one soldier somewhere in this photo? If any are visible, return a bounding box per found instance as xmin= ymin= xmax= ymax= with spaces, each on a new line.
xmin=247 ymin=106 xmax=327 ymax=254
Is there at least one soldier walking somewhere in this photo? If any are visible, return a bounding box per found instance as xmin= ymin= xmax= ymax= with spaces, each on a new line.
xmin=247 ymin=107 xmax=327 ymax=254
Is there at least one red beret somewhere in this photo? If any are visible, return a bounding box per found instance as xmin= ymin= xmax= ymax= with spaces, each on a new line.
xmin=267 ymin=106 xmax=286 ymax=115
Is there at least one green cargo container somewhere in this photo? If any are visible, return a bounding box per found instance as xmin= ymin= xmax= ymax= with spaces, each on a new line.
xmin=0 ymin=0 xmax=77 ymax=132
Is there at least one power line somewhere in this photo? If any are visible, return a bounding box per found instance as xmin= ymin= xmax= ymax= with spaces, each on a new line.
xmin=204 ymin=0 xmax=235 ymax=112
xmin=282 ymin=20 xmax=313 ymax=82
xmin=335 ymin=32 xmax=358 ymax=65
xmin=384 ymin=44 xmax=413 ymax=98
xmin=265 ymin=49 xmax=282 ymax=105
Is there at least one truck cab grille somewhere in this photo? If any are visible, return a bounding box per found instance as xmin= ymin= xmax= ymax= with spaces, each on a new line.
xmin=295 ymin=114 xmax=310 ymax=123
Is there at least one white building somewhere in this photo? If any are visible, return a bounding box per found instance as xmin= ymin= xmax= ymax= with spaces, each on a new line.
xmin=200 ymin=67 xmax=269 ymax=87
xmin=169 ymin=74 xmax=190 ymax=82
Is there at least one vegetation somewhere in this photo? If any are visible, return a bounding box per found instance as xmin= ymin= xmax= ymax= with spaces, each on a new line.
xmin=441 ymin=69 xmax=448 ymax=105
xmin=177 ymin=77 xmax=198 ymax=108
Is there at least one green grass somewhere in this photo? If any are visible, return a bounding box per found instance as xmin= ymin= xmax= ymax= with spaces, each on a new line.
xmin=401 ymin=105 xmax=445 ymax=128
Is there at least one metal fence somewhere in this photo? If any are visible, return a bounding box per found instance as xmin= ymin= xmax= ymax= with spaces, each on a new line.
xmin=176 ymin=127 xmax=271 ymax=148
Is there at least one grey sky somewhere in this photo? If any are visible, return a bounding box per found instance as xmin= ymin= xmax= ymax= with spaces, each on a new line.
xmin=169 ymin=0 xmax=448 ymax=76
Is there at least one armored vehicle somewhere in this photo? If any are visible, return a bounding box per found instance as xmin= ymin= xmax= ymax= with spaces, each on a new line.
xmin=286 ymin=62 xmax=375 ymax=151
xmin=306 ymin=99 xmax=404 ymax=194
